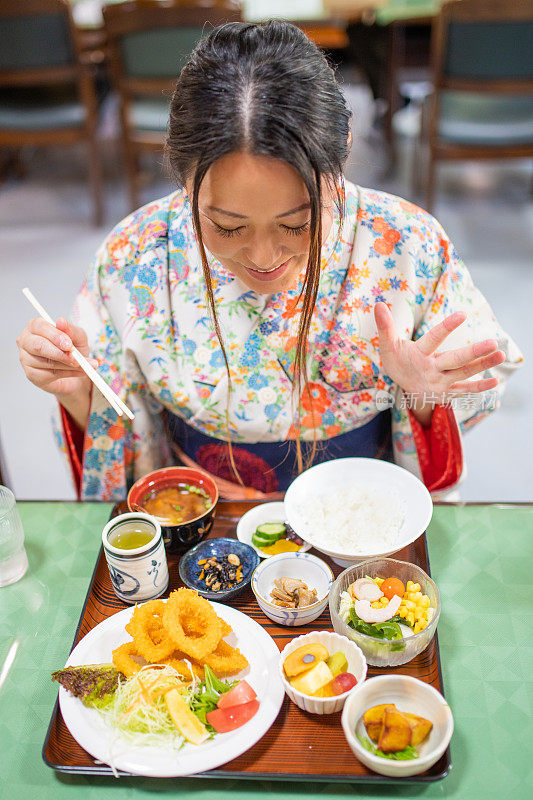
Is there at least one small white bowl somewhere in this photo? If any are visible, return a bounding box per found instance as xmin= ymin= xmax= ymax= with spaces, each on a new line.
xmin=341 ymin=675 xmax=453 ymax=777
xmin=236 ymin=502 xmax=311 ymax=559
xmin=279 ymin=631 xmax=367 ymax=714
xmin=251 ymin=552 xmax=333 ymax=626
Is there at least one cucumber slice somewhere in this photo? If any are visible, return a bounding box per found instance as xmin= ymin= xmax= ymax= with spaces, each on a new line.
xmin=252 ymin=532 xmax=276 ymax=547
xmin=256 ymin=523 xmax=286 ymax=538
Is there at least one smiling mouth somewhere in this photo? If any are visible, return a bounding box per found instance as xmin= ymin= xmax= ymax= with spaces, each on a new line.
xmin=248 ymin=264 xmax=282 ymax=273
xmin=244 ymin=258 xmax=292 ymax=277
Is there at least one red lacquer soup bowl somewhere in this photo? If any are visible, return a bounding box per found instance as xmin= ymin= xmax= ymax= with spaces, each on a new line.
xmin=128 ymin=467 xmax=219 ymax=553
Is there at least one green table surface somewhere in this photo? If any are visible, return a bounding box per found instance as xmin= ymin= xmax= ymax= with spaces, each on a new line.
xmin=374 ymin=1 xmax=441 ymax=25
xmin=1 ymin=501 xmax=532 ymax=799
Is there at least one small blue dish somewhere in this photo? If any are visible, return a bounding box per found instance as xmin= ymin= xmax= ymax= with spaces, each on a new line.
xmin=179 ymin=537 xmax=260 ymax=602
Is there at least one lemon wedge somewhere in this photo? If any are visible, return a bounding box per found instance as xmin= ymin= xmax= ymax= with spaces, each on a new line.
xmin=164 ymin=688 xmax=209 ymax=744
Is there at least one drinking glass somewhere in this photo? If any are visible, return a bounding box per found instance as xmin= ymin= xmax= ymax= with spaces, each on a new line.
xmin=0 ymin=486 xmax=28 ymax=587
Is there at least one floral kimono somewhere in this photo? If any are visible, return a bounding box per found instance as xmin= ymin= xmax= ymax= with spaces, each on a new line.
xmin=55 ymin=181 xmax=523 ymax=501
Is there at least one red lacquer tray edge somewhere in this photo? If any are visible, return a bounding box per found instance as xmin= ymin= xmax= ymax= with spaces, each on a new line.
xmin=42 ymin=501 xmax=452 ymax=784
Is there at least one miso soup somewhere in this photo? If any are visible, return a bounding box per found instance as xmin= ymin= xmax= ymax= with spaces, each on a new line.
xmin=143 ymin=483 xmax=212 ymax=525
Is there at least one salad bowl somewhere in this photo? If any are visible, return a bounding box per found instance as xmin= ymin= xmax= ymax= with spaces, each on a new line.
xmin=329 ymin=558 xmax=440 ymax=667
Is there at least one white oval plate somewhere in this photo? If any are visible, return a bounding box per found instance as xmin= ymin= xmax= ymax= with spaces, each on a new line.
xmin=284 ymin=458 xmax=433 ymax=564
xmin=236 ymin=501 xmax=311 ymax=559
xmin=59 ymin=602 xmax=284 ymax=777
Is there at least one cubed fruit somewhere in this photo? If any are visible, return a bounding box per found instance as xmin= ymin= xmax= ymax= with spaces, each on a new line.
xmin=326 ymin=651 xmax=348 ymax=677
xmin=313 ymin=681 xmax=336 ymax=698
xmin=290 ymin=660 xmax=333 ymax=695
xmin=283 ymin=643 xmax=329 ymax=678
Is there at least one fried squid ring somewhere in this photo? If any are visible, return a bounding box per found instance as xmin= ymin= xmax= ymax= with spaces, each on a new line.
xmin=112 ymin=642 xmax=143 ymax=678
xmin=202 ymin=639 xmax=249 ymax=676
xmin=162 ymin=589 xmax=222 ymax=661
xmin=218 ymin=617 xmax=233 ymax=638
xmin=129 ymin=600 xmax=175 ymax=662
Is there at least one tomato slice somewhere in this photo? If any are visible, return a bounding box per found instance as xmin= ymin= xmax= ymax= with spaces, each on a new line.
xmin=217 ymin=680 xmax=257 ymax=710
xmin=380 ymin=577 xmax=406 ymax=601
xmin=206 ymin=699 xmax=260 ymax=733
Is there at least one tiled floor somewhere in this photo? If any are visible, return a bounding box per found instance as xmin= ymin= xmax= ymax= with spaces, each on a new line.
xmin=1 ymin=85 xmax=531 ymax=501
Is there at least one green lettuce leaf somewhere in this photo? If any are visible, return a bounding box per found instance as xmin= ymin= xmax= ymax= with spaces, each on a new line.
xmin=357 ymin=733 xmax=418 ymax=760
xmin=51 ymin=664 xmax=123 ymax=708
xmin=188 ymin=666 xmax=237 ymax=727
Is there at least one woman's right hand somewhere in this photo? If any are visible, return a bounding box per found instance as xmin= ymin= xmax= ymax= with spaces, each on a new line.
xmin=16 ymin=317 xmax=94 ymax=428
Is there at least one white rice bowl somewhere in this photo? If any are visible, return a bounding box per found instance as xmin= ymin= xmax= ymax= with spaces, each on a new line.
xmin=284 ymin=458 xmax=433 ymax=566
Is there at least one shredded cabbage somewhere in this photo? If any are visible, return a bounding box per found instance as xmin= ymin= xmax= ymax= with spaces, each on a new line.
xmin=96 ymin=662 xmax=238 ymax=774
xmin=100 ymin=664 xmax=191 ymax=751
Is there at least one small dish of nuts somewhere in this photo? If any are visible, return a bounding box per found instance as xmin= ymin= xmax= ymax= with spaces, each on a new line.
xmin=178 ymin=537 xmax=260 ymax=602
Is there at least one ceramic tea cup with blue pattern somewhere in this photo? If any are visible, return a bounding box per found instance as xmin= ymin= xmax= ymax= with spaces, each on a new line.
xmin=102 ymin=512 xmax=169 ymax=604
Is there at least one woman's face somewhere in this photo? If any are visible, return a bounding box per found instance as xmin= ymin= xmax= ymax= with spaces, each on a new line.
xmin=187 ymin=152 xmax=334 ymax=293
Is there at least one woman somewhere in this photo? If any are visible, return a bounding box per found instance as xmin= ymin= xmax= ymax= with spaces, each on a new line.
xmin=16 ymin=22 xmax=522 ymax=501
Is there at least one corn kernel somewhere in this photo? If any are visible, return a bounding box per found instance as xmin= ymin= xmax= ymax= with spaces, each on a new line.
xmin=407 ymin=612 xmax=415 ymax=626
xmin=410 ymin=583 xmax=421 ymax=593
xmin=371 ymin=600 xmax=381 ymax=609
xmin=381 ymin=597 xmax=389 ymax=606
xmin=414 ymin=622 xmax=421 ymax=634
xmin=375 ymin=577 xmax=384 ymax=586
xmin=405 ymin=599 xmax=415 ymax=610
xmin=411 ymin=591 xmax=423 ymax=601
xmin=420 ymin=596 xmax=430 ymax=608
xmin=406 ymin=580 xmax=413 ymax=589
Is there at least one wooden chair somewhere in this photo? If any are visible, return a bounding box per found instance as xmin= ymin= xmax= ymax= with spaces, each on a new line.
xmin=420 ymin=0 xmax=533 ymax=210
xmin=103 ymin=0 xmax=242 ymax=211
xmin=0 ymin=0 xmax=103 ymax=226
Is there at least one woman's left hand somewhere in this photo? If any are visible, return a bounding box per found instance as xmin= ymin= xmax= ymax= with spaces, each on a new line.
xmin=374 ymin=302 xmax=506 ymax=425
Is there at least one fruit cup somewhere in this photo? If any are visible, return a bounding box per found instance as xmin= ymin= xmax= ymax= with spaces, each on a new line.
xmin=279 ymin=631 xmax=367 ymax=715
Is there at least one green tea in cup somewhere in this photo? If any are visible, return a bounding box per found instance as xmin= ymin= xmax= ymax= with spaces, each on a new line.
xmin=107 ymin=526 xmax=154 ymax=550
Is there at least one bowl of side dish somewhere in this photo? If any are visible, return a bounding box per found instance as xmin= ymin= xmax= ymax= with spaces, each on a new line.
xmin=284 ymin=458 xmax=433 ymax=566
xmin=236 ymin=502 xmax=311 ymax=559
xmin=251 ymin=551 xmax=333 ymax=626
xmin=329 ymin=558 xmax=440 ymax=667
xmin=279 ymin=630 xmax=367 ymax=714
xmin=179 ymin=537 xmax=260 ymax=601
xmin=341 ymin=675 xmax=453 ymax=777
xmin=128 ymin=467 xmax=218 ymax=552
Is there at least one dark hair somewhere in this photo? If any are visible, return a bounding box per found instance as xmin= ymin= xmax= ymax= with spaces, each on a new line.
xmin=167 ymin=21 xmax=351 ymax=478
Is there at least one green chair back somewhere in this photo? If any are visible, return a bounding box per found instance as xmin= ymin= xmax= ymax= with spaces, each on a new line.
xmin=445 ymin=21 xmax=533 ymax=80
xmin=119 ymin=27 xmax=205 ymax=79
xmin=0 ymin=12 xmax=74 ymax=71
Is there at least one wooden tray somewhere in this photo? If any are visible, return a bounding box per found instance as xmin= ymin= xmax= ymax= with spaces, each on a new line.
xmin=43 ymin=500 xmax=451 ymax=783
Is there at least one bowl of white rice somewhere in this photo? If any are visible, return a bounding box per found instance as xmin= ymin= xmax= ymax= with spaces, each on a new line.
xmin=284 ymin=458 xmax=433 ymax=566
